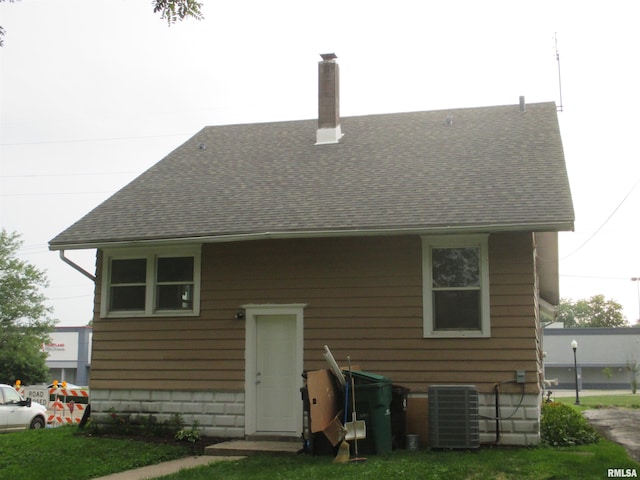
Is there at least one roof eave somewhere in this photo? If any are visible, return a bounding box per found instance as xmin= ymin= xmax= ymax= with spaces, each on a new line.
xmin=49 ymin=220 xmax=575 ymax=251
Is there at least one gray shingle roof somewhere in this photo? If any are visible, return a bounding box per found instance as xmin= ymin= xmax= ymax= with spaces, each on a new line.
xmin=50 ymin=102 xmax=574 ymax=249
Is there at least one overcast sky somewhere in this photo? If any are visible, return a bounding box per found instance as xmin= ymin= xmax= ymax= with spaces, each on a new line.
xmin=1 ymin=0 xmax=639 ymax=326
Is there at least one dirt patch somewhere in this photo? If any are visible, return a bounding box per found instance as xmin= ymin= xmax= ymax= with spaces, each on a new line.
xmin=583 ymin=408 xmax=640 ymax=461
xmin=81 ymin=432 xmax=228 ymax=456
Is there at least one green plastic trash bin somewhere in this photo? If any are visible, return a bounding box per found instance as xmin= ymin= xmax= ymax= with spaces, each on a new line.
xmin=349 ymin=371 xmax=393 ymax=455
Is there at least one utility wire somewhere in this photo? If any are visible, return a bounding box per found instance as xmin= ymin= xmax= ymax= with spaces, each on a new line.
xmin=560 ymin=274 xmax=634 ymax=280
xmin=2 ymin=171 xmax=138 ymax=179
xmin=46 ymin=294 xmax=93 ymax=301
xmin=1 ymin=191 xmax=112 ymax=197
xmin=0 ymin=132 xmax=191 ymax=147
xmin=561 ymin=177 xmax=640 ymax=260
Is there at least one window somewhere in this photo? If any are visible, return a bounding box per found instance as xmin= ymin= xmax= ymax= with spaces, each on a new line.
xmin=110 ymin=258 xmax=147 ymax=311
xmin=156 ymin=257 xmax=194 ymax=310
xmin=1 ymin=386 xmax=22 ymax=405
xmin=101 ymin=246 xmax=201 ymax=317
xmin=422 ymin=235 xmax=490 ymax=337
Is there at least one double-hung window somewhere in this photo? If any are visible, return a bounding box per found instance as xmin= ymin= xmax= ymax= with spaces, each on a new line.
xmin=156 ymin=257 xmax=195 ymax=310
xmin=102 ymin=246 xmax=201 ymax=317
xmin=109 ymin=258 xmax=147 ymax=311
xmin=422 ymin=235 xmax=490 ymax=337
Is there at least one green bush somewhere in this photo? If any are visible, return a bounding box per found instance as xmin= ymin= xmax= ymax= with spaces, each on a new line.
xmin=175 ymin=420 xmax=201 ymax=443
xmin=541 ymin=401 xmax=599 ymax=446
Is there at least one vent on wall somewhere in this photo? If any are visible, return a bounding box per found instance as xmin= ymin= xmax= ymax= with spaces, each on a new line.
xmin=428 ymin=385 xmax=480 ymax=449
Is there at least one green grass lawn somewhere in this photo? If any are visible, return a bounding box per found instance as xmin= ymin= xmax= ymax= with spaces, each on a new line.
xmin=158 ymin=442 xmax=637 ymax=480
xmin=0 ymin=426 xmax=191 ymax=480
xmin=3 ymin=393 xmax=640 ymax=480
xmin=1 ymin=425 xmax=638 ymax=480
xmin=555 ymin=393 xmax=640 ymax=411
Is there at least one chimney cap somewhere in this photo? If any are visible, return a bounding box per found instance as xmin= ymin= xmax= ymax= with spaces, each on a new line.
xmin=320 ymin=53 xmax=338 ymax=61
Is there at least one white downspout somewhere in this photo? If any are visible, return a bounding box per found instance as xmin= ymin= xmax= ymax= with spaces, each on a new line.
xmin=59 ymin=250 xmax=96 ymax=282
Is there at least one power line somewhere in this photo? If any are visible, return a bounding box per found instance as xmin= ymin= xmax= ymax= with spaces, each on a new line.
xmin=560 ymin=274 xmax=633 ymax=281
xmin=18 ymin=243 xmax=49 ymax=251
xmin=17 ymin=247 xmax=50 ymax=255
xmin=561 ymin=177 xmax=640 ymax=260
xmin=46 ymin=294 xmax=93 ymax=301
xmin=2 ymin=171 xmax=138 ymax=179
xmin=0 ymin=132 xmax=191 ymax=147
xmin=1 ymin=191 xmax=112 ymax=197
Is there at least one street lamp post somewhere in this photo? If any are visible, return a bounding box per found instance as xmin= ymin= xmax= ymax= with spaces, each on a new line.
xmin=632 ymin=277 xmax=640 ymax=324
xmin=571 ymin=339 xmax=580 ymax=405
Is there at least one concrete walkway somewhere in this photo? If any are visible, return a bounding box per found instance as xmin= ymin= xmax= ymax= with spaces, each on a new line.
xmin=583 ymin=408 xmax=640 ymax=462
xmin=92 ymin=440 xmax=300 ymax=479
xmin=204 ymin=439 xmax=301 ymax=456
xmin=92 ymin=455 xmax=246 ymax=480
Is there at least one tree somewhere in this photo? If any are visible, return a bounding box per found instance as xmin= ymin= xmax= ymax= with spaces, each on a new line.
xmin=0 ymin=229 xmax=55 ymax=384
xmin=153 ymin=0 xmax=204 ymax=25
xmin=0 ymin=0 xmax=203 ymax=46
xmin=557 ymin=295 xmax=627 ymax=328
xmin=0 ymin=0 xmax=17 ymax=47
xmin=556 ymin=298 xmax=578 ymax=328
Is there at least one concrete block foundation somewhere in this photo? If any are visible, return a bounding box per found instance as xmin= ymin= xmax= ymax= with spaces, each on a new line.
xmin=90 ymin=389 xmax=246 ymax=438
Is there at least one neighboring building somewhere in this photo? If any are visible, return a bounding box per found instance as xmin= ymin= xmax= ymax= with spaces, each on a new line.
xmin=543 ymin=327 xmax=640 ymax=390
xmin=49 ymin=55 xmax=574 ymax=446
xmin=45 ymin=326 xmax=92 ymax=386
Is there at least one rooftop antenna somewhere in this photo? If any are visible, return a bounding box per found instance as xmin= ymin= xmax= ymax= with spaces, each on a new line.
xmin=554 ymin=32 xmax=564 ymax=112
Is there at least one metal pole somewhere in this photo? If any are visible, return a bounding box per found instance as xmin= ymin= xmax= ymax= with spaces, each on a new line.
xmin=632 ymin=277 xmax=640 ymax=324
xmin=572 ymin=344 xmax=580 ymax=405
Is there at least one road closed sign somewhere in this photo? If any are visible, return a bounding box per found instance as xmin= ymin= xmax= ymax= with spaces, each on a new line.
xmin=22 ymin=386 xmax=49 ymax=407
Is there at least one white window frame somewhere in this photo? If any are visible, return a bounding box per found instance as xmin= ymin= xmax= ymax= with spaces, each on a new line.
xmin=100 ymin=245 xmax=201 ymax=318
xmin=422 ymin=234 xmax=490 ymax=338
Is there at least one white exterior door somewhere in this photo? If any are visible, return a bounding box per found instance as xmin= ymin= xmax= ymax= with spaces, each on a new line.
xmin=244 ymin=304 xmax=305 ymax=436
xmin=256 ymin=314 xmax=297 ymax=432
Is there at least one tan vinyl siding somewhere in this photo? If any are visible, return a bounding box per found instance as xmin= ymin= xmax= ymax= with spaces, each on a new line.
xmin=90 ymin=232 xmax=539 ymax=395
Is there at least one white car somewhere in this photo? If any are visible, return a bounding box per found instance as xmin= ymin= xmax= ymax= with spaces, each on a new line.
xmin=47 ymin=383 xmax=81 ymax=389
xmin=0 ymin=384 xmax=47 ymax=432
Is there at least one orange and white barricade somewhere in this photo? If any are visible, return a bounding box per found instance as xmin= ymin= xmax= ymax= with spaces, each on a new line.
xmin=47 ymin=386 xmax=90 ymax=425
xmin=15 ymin=381 xmax=89 ymax=427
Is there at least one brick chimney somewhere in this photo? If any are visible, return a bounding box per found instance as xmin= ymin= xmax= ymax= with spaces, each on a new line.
xmin=316 ymin=53 xmax=343 ymax=145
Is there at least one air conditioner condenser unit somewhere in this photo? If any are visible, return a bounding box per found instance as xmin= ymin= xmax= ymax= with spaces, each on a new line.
xmin=428 ymin=385 xmax=480 ymax=449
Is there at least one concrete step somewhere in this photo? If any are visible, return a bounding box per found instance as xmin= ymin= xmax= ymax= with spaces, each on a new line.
xmin=205 ymin=440 xmax=303 ymax=457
